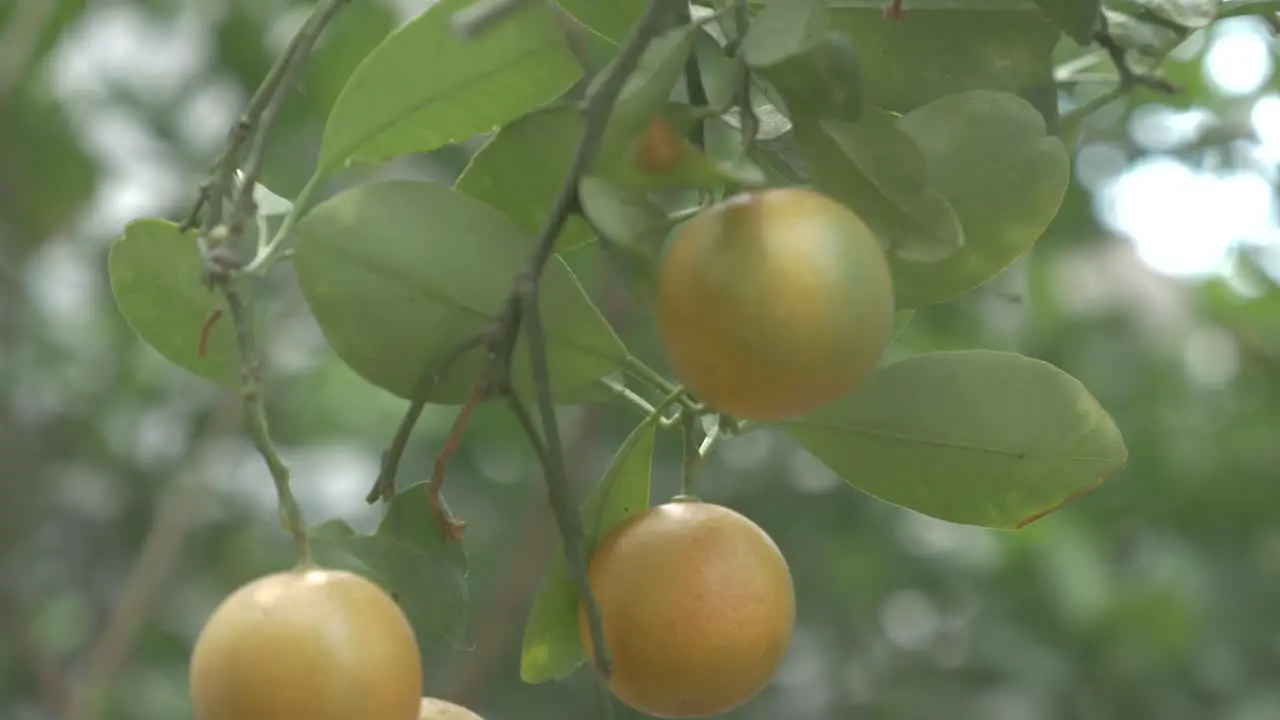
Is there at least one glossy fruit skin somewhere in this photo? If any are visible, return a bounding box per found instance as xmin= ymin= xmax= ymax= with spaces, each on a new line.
xmin=655 ymin=187 xmax=895 ymax=421
xmin=419 ymin=696 xmax=485 ymax=719
xmin=578 ymin=500 xmax=795 ymax=718
xmin=189 ymin=568 xmax=422 ymax=720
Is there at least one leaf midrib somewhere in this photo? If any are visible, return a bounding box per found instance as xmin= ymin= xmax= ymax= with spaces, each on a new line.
xmin=786 ymin=417 xmax=1122 ymax=463
xmin=321 ymin=37 xmax=575 ymax=174
xmin=308 ymin=236 xmax=626 ymax=366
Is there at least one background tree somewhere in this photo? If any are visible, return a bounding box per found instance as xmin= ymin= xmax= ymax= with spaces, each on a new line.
xmin=2 ymin=0 xmax=1279 ymax=719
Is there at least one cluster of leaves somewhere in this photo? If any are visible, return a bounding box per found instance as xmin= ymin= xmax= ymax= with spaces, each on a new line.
xmin=100 ymin=0 xmax=1266 ymax=697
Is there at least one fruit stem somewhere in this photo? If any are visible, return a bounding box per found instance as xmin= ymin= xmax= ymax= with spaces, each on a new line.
xmin=623 ymin=356 xmax=702 ymax=414
xmin=681 ymin=411 xmax=699 ymax=496
xmin=698 ymin=415 xmax=724 ymax=459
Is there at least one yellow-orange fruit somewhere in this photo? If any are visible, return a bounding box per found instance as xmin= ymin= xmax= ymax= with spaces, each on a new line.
xmin=579 ymin=500 xmax=795 ymax=718
xmin=189 ymin=568 xmax=422 ymax=720
xmin=655 ymin=187 xmax=895 ymax=421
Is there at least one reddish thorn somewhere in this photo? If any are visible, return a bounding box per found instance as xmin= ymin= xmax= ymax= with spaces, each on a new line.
xmin=883 ymin=0 xmax=905 ymax=20
xmin=198 ymin=309 xmax=224 ymax=358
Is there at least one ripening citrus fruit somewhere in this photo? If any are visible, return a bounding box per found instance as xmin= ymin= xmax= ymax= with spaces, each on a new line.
xmin=655 ymin=187 xmax=895 ymax=421
xmin=189 ymin=568 xmax=422 ymax=720
xmin=633 ymin=114 xmax=686 ymax=174
xmin=578 ymin=500 xmax=795 ymax=718
xmin=419 ymin=697 xmax=485 ymax=720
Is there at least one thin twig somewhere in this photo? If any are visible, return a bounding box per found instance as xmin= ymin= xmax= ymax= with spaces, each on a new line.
xmin=731 ymin=0 xmax=757 ymax=153
xmin=426 ymin=379 xmax=486 ymax=542
xmin=503 ymin=390 xmax=614 ymax=718
xmin=680 ymin=410 xmax=699 ymax=497
xmin=222 ymin=285 xmax=309 ymax=562
xmin=1093 ymin=14 xmax=1179 ymax=94
xmin=469 ymin=2 xmax=678 ymax=691
xmin=678 ymin=2 xmax=708 ymax=149
xmin=185 ymin=0 xmax=353 ymax=565
xmin=366 ymin=335 xmax=484 ymax=504
xmin=448 ymin=401 xmax=606 ymax=705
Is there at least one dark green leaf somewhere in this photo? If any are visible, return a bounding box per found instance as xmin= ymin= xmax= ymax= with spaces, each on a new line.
xmin=293 ymin=180 xmax=628 ymax=403
xmin=692 ymin=29 xmax=738 ymax=110
xmin=742 ymin=0 xmax=829 ymax=68
xmin=793 ymin=112 xmax=964 ymax=266
xmin=784 ymin=350 xmax=1128 ymax=530
xmin=554 ymin=0 xmax=646 ymax=44
xmin=309 ymin=482 xmax=470 ymax=646
xmin=454 ymin=105 xmax=593 ymax=252
xmin=317 ymin=0 xmax=581 ymax=175
xmin=1031 ymin=0 xmax=1102 ymax=43
xmin=107 ymin=220 xmax=239 ymax=388
xmin=577 ymin=177 xmax=669 ymax=244
xmin=577 ymin=175 xmax=670 ymax=300
xmin=754 ymin=31 xmax=864 ymax=122
xmin=521 ymin=417 xmax=657 ymax=683
xmin=829 ymin=0 xmax=1061 ymax=127
xmin=888 ymin=90 xmax=1070 ymax=308
xmin=603 ymin=22 xmax=699 ymax=134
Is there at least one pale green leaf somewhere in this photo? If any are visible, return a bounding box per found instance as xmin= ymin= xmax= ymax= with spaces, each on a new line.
xmin=521 ymin=417 xmax=657 ymax=683
xmin=318 ymin=0 xmax=581 ymax=174
xmin=107 ymin=219 xmax=239 ymax=387
xmin=783 ymin=350 xmax=1128 ymax=530
xmin=293 ymin=180 xmax=628 ymax=403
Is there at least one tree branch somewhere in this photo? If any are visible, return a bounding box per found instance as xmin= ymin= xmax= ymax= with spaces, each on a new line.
xmin=366 ymin=335 xmax=484 ymax=504
xmin=1093 ymin=14 xmax=1179 ymax=94
xmin=182 ymin=0 xmax=353 ymax=564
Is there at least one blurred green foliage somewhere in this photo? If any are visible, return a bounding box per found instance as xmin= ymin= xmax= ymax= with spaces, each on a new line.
xmin=2 ymin=1 xmax=1280 ymax=720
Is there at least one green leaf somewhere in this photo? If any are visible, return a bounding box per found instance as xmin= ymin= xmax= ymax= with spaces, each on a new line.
xmin=692 ymin=29 xmax=737 ymax=110
xmin=554 ymin=0 xmax=646 ymax=44
xmin=317 ymin=0 xmax=581 ymax=175
xmin=521 ymin=417 xmax=658 ymax=683
xmin=604 ymin=22 xmax=699 ymax=133
xmin=1031 ymin=0 xmax=1102 ymax=43
xmin=293 ymin=180 xmax=627 ymax=404
xmin=891 ymin=310 xmax=915 ymax=341
xmin=829 ymin=0 xmax=1061 ymax=126
xmin=577 ymin=175 xmax=670 ymax=300
xmin=754 ymin=31 xmax=864 ymax=123
xmin=782 ymin=350 xmax=1128 ymax=530
xmin=742 ymin=0 xmax=829 ymax=68
xmin=309 ymin=482 xmax=470 ymax=646
xmin=792 ymin=112 xmax=964 ymax=266
xmin=234 ymin=170 xmax=293 ymax=217
xmin=107 ymin=220 xmax=239 ymax=387
xmin=454 ymin=105 xmax=593 ymax=253
xmin=888 ymin=90 xmax=1070 ymax=308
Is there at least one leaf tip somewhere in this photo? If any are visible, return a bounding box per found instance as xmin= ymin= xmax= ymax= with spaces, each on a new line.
xmin=1014 ymin=475 xmax=1109 ymax=530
